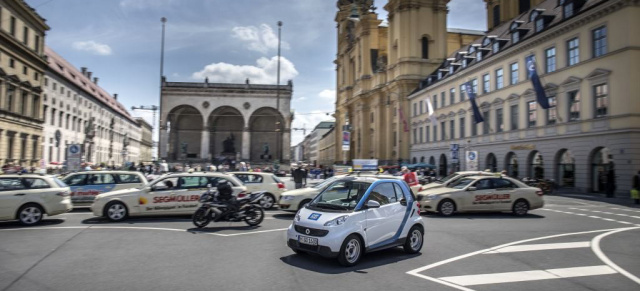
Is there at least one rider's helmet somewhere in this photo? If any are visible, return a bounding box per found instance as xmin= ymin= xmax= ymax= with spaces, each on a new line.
xmin=216 ymin=180 xmax=233 ymax=199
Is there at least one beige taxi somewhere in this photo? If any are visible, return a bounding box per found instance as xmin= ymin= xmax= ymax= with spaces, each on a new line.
xmin=90 ymin=173 xmax=246 ymax=222
xmin=229 ymin=172 xmax=287 ymax=209
xmin=418 ymin=175 xmax=544 ymax=216
xmin=62 ymin=171 xmax=148 ymax=205
xmin=0 ymin=174 xmax=72 ymax=225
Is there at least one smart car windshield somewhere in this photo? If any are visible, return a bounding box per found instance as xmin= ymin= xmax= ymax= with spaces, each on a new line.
xmin=449 ymin=178 xmax=475 ymax=189
xmin=312 ymin=176 xmax=338 ymax=189
xmin=308 ymin=180 xmax=370 ymax=211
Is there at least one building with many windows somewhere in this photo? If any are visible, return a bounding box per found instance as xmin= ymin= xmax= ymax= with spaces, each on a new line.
xmin=307 ymin=121 xmax=335 ymax=166
xmin=333 ymin=0 xmax=483 ymax=166
xmin=42 ymin=47 xmax=143 ymax=168
xmin=0 ymin=0 xmax=49 ymax=168
xmin=136 ymin=117 xmax=153 ymax=163
xmin=409 ymin=0 xmax=640 ymax=195
xmin=318 ymin=126 xmax=336 ymax=167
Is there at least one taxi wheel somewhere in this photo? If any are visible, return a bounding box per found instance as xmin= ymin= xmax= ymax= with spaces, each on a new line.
xmin=512 ymin=199 xmax=529 ymax=216
xmin=18 ymin=203 xmax=44 ymax=226
xmin=105 ymin=201 xmax=128 ymax=222
xmin=260 ymin=194 xmax=276 ymax=209
xmin=403 ymin=225 xmax=424 ymax=254
xmin=338 ymin=234 xmax=363 ymax=267
xmin=437 ymin=200 xmax=456 ymax=217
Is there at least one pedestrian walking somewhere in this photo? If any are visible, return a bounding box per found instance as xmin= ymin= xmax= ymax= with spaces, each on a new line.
xmin=401 ymin=166 xmax=418 ymax=187
xmin=632 ymin=171 xmax=640 ymax=205
xmin=293 ymin=167 xmax=305 ymax=189
xmin=606 ymin=167 xmax=616 ymax=198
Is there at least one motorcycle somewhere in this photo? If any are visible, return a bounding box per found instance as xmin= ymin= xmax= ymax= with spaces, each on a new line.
xmin=192 ymin=187 xmax=265 ymax=228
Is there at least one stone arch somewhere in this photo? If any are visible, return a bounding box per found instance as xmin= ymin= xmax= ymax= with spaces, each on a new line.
xmin=555 ymin=149 xmax=575 ymax=188
xmin=420 ymin=156 xmax=425 ymax=163
xmin=486 ymin=153 xmax=497 ymax=172
xmin=412 ymin=157 xmax=417 ymax=164
xmin=589 ymin=147 xmax=613 ymax=193
xmin=208 ymin=106 xmax=244 ymax=157
xmin=429 ymin=156 xmax=436 ymax=166
xmin=167 ymin=105 xmax=203 ymax=160
xmin=249 ymin=107 xmax=285 ymax=161
xmin=527 ymin=150 xmax=544 ymax=179
xmin=505 ymin=152 xmax=519 ymax=178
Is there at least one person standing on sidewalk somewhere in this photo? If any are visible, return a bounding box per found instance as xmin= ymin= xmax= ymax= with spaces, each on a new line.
xmin=606 ymin=166 xmax=616 ymax=198
xmin=632 ymin=171 xmax=640 ymax=204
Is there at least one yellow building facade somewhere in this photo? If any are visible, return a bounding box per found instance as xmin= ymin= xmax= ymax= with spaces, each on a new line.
xmin=0 ymin=0 xmax=49 ymax=168
xmin=409 ymin=0 xmax=640 ymax=195
xmin=333 ymin=0 xmax=482 ymax=165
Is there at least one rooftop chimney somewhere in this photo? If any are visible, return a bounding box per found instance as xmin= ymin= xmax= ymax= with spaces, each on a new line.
xmin=81 ymin=67 xmax=87 ymax=76
xmin=113 ymin=93 xmax=118 ymax=100
xmin=87 ymin=71 xmax=92 ymax=79
xmin=93 ymin=77 xmax=99 ymax=85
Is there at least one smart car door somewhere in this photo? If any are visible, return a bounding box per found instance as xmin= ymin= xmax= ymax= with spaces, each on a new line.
xmin=364 ymin=182 xmax=403 ymax=247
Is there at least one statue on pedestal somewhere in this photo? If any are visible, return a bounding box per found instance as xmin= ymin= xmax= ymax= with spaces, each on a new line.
xmin=222 ymin=134 xmax=236 ymax=154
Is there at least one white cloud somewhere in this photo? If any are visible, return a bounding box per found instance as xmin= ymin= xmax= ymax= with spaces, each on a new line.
xmin=191 ymin=56 xmax=298 ymax=84
xmin=72 ymin=41 xmax=112 ymax=56
xmin=291 ymin=111 xmax=335 ymax=145
xmin=318 ymin=89 xmax=336 ymax=100
xmin=231 ymin=24 xmax=290 ymax=54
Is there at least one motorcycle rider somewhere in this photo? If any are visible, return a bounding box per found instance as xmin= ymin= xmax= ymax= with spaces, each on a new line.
xmin=216 ymin=180 xmax=239 ymax=218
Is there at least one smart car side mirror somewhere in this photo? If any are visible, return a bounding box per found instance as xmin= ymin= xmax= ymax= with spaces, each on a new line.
xmin=366 ymin=200 xmax=380 ymax=209
xmin=467 ymin=187 xmax=477 ymax=191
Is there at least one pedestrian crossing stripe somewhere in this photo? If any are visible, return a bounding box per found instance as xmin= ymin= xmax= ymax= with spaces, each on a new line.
xmin=439 ymin=265 xmax=617 ymax=286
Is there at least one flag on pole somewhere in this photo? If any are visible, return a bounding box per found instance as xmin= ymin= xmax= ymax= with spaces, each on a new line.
xmin=398 ymin=107 xmax=409 ymax=133
xmin=464 ymin=82 xmax=484 ymax=123
xmin=426 ymin=97 xmax=437 ymax=125
xmin=525 ymin=55 xmax=550 ymax=109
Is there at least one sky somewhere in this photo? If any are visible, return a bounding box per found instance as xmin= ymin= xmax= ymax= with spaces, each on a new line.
xmin=26 ymin=0 xmax=487 ymax=146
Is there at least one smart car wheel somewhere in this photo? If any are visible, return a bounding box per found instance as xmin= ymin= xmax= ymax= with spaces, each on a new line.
xmin=403 ymin=225 xmax=424 ymax=254
xmin=512 ymin=199 xmax=529 ymax=216
xmin=18 ymin=203 xmax=44 ymax=226
xmin=105 ymin=201 xmax=128 ymax=222
xmin=260 ymin=194 xmax=275 ymax=209
xmin=438 ymin=199 xmax=456 ymax=217
xmin=338 ymin=234 xmax=362 ymax=267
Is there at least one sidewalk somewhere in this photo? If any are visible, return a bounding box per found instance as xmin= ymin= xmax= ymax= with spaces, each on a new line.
xmin=548 ymin=191 xmax=640 ymax=208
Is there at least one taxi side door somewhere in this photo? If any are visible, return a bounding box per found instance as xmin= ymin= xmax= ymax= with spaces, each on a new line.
xmin=144 ymin=177 xmax=182 ymax=214
xmin=465 ymin=178 xmax=495 ymax=211
xmin=491 ymin=178 xmax=517 ymax=211
xmin=234 ymin=174 xmax=263 ymax=193
xmin=0 ymin=177 xmax=28 ymax=220
xmin=174 ymin=176 xmax=209 ymax=214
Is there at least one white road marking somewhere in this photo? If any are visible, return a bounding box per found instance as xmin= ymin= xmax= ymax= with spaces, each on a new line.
xmin=0 ymin=225 xmax=288 ymax=237
xmin=602 ymin=218 xmax=617 ymax=222
xmin=483 ymin=242 xmax=590 ymax=254
xmin=617 ymin=221 xmax=633 ymax=225
xmin=439 ymin=265 xmax=616 ymax=286
xmin=406 ymin=228 xmax=625 ymax=291
xmin=591 ymin=227 xmax=640 ymax=285
xmin=215 ymin=228 xmax=288 ymax=237
xmin=61 ymin=213 xmax=93 ymax=215
xmin=589 ymin=216 xmax=602 ymax=219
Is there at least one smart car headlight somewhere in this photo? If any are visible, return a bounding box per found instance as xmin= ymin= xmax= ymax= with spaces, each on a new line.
xmin=324 ymin=215 xmax=348 ymax=227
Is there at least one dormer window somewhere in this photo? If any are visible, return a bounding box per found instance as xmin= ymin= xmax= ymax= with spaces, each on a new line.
xmin=449 ymin=66 xmax=454 ymax=74
xmin=530 ymin=9 xmax=552 ymax=33
xmin=482 ymin=37 xmax=492 ymax=47
xmin=530 ymin=10 xmax=540 ymax=22
xmin=492 ymin=41 xmax=500 ymax=53
xmin=462 ymin=59 xmax=468 ymax=68
xmin=535 ymin=18 xmax=545 ymax=32
xmin=437 ymin=71 xmax=443 ymax=80
xmin=563 ymin=2 xmax=574 ymax=18
xmin=477 ymin=51 xmax=483 ymax=61
xmin=512 ymin=32 xmax=520 ymax=44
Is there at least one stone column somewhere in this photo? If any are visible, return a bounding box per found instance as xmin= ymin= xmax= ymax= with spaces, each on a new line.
xmin=281 ymin=130 xmax=291 ymax=164
xmin=241 ymin=127 xmax=251 ymax=160
xmin=159 ymin=126 xmax=169 ymax=159
xmin=359 ymin=104 xmax=371 ymax=159
xmin=200 ymin=128 xmax=210 ymax=160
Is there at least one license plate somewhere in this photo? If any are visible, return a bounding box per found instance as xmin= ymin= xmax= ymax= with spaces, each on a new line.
xmin=298 ymin=235 xmax=318 ymax=246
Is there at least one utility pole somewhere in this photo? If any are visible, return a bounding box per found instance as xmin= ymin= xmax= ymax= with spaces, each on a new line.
xmin=158 ymin=17 xmax=167 ymax=160
xmin=275 ymin=21 xmax=283 ymax=163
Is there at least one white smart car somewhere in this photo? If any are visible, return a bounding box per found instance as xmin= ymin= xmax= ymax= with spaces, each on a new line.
xmin=0 ymin=174 xmax=72 ymax=225
xmin=287 ymin=177 xmax=424 ymax=266
xmin=418 ymin=175 xmax=544 ymax=216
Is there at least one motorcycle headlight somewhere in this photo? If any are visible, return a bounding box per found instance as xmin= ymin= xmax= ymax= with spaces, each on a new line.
xmin=324 ymin=215 xmax=348 ymax=227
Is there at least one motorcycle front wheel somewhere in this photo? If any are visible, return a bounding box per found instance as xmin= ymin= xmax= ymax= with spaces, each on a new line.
xmin=192 ymin=208 xmax=212 ymax=228
xmin=244 ymin=206 xmax=264 ymax=227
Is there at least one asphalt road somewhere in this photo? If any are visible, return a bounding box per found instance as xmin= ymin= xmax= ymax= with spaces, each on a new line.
xmin=1 ymin=194 xmax=639 ymax=291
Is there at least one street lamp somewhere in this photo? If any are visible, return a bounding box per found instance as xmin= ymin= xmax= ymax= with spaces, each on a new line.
xmin=275 ymin=21 xmax=283 ymax=163
xmin=158 ymin=17 xmax=167 ymax=160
